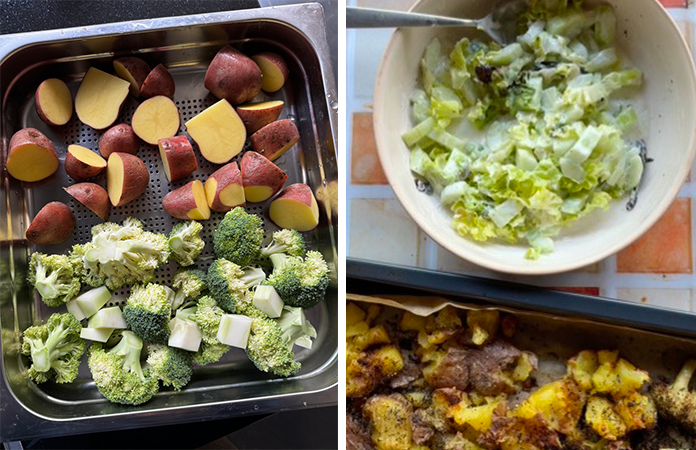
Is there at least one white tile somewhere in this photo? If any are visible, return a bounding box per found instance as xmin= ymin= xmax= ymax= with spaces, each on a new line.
xmin=352 ymin=29 xmax=393 ymax=99
xmin=349 ymin=198 xmax=419 ymax=265
xmin=616 ymin=288 xmax=693 ymax=312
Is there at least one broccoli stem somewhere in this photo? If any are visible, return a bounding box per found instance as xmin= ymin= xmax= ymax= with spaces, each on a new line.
xmin=169 ymin=236 xmax=185 ymax=252
xmin=108 ymin=331 xmax=145 ymax=381
xmin=673 ymin=359 xmax=696 ymax=391
xmin=269 ymin=254 xmax=290 ymax=270
xmin=241 ymin=267 xmax=266 ymax=288
xmin=31 ymin=322 xmax=71 ymax=372
xmin=259 ymin=242 xmax=284 ymax=257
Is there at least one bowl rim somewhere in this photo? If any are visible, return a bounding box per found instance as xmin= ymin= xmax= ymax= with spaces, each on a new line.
xmin=373 ymin=0 xmax=696 ymax=275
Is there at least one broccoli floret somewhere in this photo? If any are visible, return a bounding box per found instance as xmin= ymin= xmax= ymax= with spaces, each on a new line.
xmin=21 ymin=313 xmax=85 ymax=384
xmin=122 ymin=283 xmax=171 ymax=344
xmin=189 ymin=295 xmax=231 ymax=366
xmin=193 ymin=341 xmax=230 ymax=366
xmin=651 ymin=359 xmax=696 ymax=431
xmin=87 ymin=330 xmax=159 ymax=405
xmin=207 ymin=259 xmax=266 ymax=313
xmin=265 ymin=251 xmax=329 ymax=309
xmin=171 ymin=268 xmax=207 ymax=310
xmin=276 ymin=306 xmax=317 ymax=350
xmin=213 ymin=207 xmax=264 ymax=266
xmin=259 ymin=229 xmax=306 ymax=258
xmin=28 ymin=253 xmax=81 ymax=307
xmin=168 ymin=221 xmax=205 ymax=267
xmin=69 ymin=217 xmax=170 ymax=290
xmin=146 ymin=344 xmax=193 ymax=391
xmin=246 ymin=315 xmax=300 ymax=377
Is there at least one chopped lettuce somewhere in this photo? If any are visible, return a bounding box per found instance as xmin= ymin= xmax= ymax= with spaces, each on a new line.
xmin=403 ymin=0 xmax=645 ymax=258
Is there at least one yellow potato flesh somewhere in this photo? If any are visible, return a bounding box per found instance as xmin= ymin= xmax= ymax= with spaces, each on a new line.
xmin=106 ymin=155 xmax=124 ymax=205
xmin=252 ymin=56 xmax=285 ymax=92
xmin=131 ymin=96 xmax=180 ymax=145
xmin=204 ymin=177 xmax=218 ymax=207
xmin=269 ymin=194 xmax=319 ymax=231
xmin=113 ymin=61 xmax=139 ymax=96
xmin=237 ymin=100 xmax=284 ymax=111
xmin=158 ymin=143 xmax=172 ymax=180
xmin=219 ymin=183 xmax=245 ymax=206
xmin=244 ymin=185 xmax=274 ymax=203
xmin=37 ymin=79 xmax=73 ymax=125
xmin=68 ymin=144 xmax=106 ymax=167
xmin=187 ymin=180 xmax=210 ymax=220
xmin=7 ymin=144 xmax=59 ymax=182
xmin=185 ymin=99 xmax=245 ymax=164
xmin=75 ymin=67 xmax=130 ymax=129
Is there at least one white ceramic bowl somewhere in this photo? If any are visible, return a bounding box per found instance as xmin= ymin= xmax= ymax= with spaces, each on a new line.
xmin=374 ymin=0 xmax=696 ymax=275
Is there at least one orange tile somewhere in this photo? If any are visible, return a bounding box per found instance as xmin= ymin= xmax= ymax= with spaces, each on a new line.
xmin=351 ymin=112 xmax=388 ymax=185
xmin=356 ymin=0 xmax=417 ymax=11
xmin=659 ymin=0 xmax=688 ymax=6
xmin=616 ymin=198 xmax=693 ymax=273
xmin=553 ymin=287 xmax=601 ymax=296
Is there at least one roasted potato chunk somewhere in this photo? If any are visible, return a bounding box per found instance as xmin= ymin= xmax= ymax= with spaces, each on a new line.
xmin=513 ymin=378 xmax=585 ymax=435
xmin=363 ymin=394 xmax=413 ymax=450
xmin=585 ymin=395 xmax=627 ymax=440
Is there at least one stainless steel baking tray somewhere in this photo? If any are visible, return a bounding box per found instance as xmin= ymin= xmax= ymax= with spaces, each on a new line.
xmin=0 ymin=4 xmax=337 ymax=442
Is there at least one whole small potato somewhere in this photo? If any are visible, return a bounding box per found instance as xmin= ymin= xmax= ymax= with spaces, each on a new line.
xmin=26 ymin=202 xmax=76 ymax=245
xmin=99 ymin=123 xmax=140 ymax=158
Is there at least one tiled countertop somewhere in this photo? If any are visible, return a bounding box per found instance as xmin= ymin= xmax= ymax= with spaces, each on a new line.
xmin=347 ymin=0 xmax=696 ymax=312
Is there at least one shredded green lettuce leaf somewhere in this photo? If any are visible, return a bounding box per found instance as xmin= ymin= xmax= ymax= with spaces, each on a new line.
xmin=402 ymin=0 xmax=645 ymax=259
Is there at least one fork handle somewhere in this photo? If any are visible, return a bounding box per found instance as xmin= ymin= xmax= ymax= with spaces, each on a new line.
xmin=346 ymin=6 xmax=477 ymax=29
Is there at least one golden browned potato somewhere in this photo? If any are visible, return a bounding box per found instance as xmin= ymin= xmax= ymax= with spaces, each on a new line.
xmin=363 ymin=394 xmax=413 ymax=450
xmin=513 ymin=378 xmax=586 ymax=435
xmin=567 ymin=350 xmax=599 ymax=391
xmin=585 ymin=395 xmax=627 ymax=440
xmin=467 ymin=310 xmax=499 ymax=346
xmin=614 ymin=392 xmax=657 ymax=431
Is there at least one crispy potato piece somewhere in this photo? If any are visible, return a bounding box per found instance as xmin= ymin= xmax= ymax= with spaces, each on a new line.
xmin=586 ymin=395 xmax=627 ymax=440
xmin=363 ymin=394 xmax=413 ymax=450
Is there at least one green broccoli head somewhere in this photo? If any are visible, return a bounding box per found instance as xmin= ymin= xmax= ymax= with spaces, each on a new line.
xmin=87 ymin=331 xmax=159 ymax=405
xmin=259 ymin=229 xmax=306 ymax=258
xmin=70 ymin=217 xmax=170 ymax=290
xmin=146 ymin=344 xmax=193 ymax=391
xmin=265 ymin=251 xmax=329 ymax=309
xmin=192 ymin=341 xmax=230 ymax=366
xmin=213 ymin=207 xmax=264 ymax=266
xmin=122 ymin=283 xmax=171 ymax=344
xmin=651 ymin=359 xmax=696 ymax=431
xmin=21 ymin=312 xmax=85 ymax=384
xmin=246 ymin=315 xmax=300 ymax=377
xmin=168 ymin=221 xmax=205 ymax=267
xmin=190 ymin=295 xmax=224 ymax=344
xmin=171 ymin=268 xmax=207 ymax=310
xmin=28 ymin=253 xmax=81 ymax=307
xmin=207 ymin=259 xmax=256 ymax=314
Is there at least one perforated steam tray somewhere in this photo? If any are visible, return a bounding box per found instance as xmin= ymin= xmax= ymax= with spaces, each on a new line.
xmin=0 ymin=5 xmax=337 ymax=435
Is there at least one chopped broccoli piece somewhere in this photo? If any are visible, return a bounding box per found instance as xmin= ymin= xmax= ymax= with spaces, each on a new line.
xmin=276 ymin=306 xmax=317 ymax=351
xmin=122 ymin=283 xmax=171 ymax=344
xmin=259 ymin=229 xmax=306 ymax=258
xmin=21 ymin=313 xmax=85 ymax=384
xmin=28 ymin=253 xmax=81 ymax=307
xmin=171 ymin=268 xmax=207 ymax=310
xmin=87 ymin=330 xmax=159 ymax=405
xmin=246 ymin=315 xmax=301 ymax=377
xmin=265 ymin=251 xmax=329 ymax=309
xmin=651 ymin=360 xmax=696 ymax=431
xmin=146 ymin=344 xmax=193 ymax=391
xmin=207 ymin=259 xmax=266 ymax=313
xmin=69 ymin=217 xmax=170 ymax=290
xmin=189 ymin=295 xmax=230 ymax=365
xmin=168 ymin=221 xmax=205 ymax=267
xmin=213 ymin=207 xmax=264 ymax=266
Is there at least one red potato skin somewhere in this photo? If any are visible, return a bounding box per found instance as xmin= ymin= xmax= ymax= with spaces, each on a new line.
xmin=204 ymin=46 xmax=262 ymax=105
xmin=26 ymin=202 xmax=76 ymax=245
xmin=113 ymin=57 xmax=150 ymax=97
xmin=99 ymin=123 xmax=140 ymax=158
xmin=140 ymin=64 xmax=175 ymax=99
xmin=162 ymin=181 xmax=200 ymax=219
xmin=65 ymin=149 xmax=106 ymax=181
xmin=236 ymin=102 xmax=284 ymax=134
xmin=64 ymin=182 xmax=111 ymax=221
xmin=7 ymin=128 xmax=59 ymax=182
xmin=250 ymin=119 xmax=299 ymax=161
xmin=241 ymin=151 xmax=287 ymax=200
xmin=35 ymin=79 xmax=72 ymax=126
xmin=207 ymin=162 xmax=245 ymax=212
xmin=276 ymin=183 xmax=313 ymax=206
xmin=158 ymin=135 xmax=197 ymax=182
xmin=107 ymin=153 xmax=149 ymax=206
